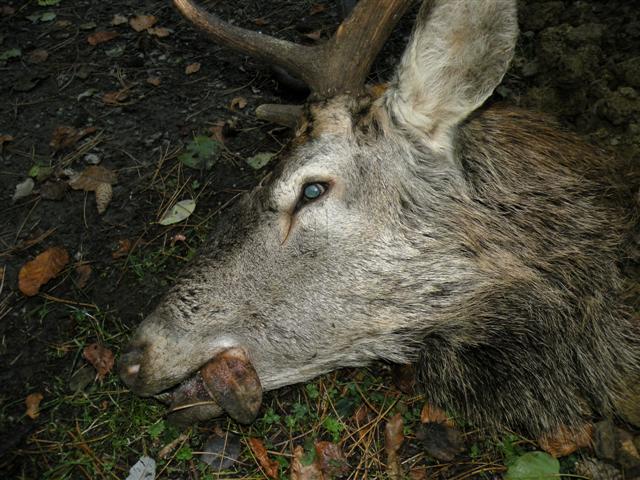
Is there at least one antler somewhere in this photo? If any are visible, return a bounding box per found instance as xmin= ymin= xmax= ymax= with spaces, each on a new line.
xmin=173 ymin=0 xmax=412 ymax=124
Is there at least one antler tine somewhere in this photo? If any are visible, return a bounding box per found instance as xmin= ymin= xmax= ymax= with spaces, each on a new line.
xmin=174 ymin=0 xmax=412 ymax=101
xmin=320 ymin=0 xmax=413 ymax=97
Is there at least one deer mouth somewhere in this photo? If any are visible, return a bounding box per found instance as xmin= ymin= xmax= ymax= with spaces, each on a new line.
xmin=154 ymin=347 xmax=263 ymax=426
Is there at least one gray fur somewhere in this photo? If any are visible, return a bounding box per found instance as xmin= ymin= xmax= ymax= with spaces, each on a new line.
xmin=120 ymin=0 xmax=639 ymax=436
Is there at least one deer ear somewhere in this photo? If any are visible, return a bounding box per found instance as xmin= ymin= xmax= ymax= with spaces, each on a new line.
xmin=383 ymin=0 xmax=518 ymax=153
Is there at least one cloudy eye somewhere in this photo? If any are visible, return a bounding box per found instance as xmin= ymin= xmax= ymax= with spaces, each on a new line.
xmin=303 ymin=182 xmax=327 ymax=201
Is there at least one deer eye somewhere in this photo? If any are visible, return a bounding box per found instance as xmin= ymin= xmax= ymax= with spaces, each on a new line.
xmin=302 ymin=182 xmax=327 ymax=201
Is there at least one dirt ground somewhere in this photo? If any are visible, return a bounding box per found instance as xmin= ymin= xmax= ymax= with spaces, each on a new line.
xmin=0 ymin=0 xmax=639 ymax=479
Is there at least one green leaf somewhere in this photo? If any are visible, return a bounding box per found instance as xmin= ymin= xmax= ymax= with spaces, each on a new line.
xmin=159 ymin=199 xmax=196 ymax=226
xmin=505 ymin=451 xmax=560 ymax=480
xmin=40 ymin=11 xmax=56 ymax=21
xmin=0 ymin=48 xmax=21 ymax=61
xmin=246 ymin=152 xmax=275 ymax=170
xmin=147 ymin=421 xmax=165 ymax=439
xmin=28 ymin=165 xmax=53 ymax=181
xmin=27 ymin=11 xmax=56 ymax=22
xmin=178 ymin=136 xmax=220 ymax=170
xmin=38 ymin=0 xmax=61 ymax=5
xmin=176 ymin=445 xmax=193 ymax=461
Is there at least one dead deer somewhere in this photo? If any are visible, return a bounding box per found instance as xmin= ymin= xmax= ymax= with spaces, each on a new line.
xmin=119 ymin=0 xmax=640 ymax=448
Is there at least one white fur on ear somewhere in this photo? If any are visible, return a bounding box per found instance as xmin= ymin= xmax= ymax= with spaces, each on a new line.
xmin=384 ymin=0 xmax=518 ymax=154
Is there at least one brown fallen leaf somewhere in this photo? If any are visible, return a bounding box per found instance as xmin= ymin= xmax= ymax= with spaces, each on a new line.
xmin=314 ymin=441 xmax=349 ymax=477
xmin=40 ymin=180 xmax=67 ymax=200
xmin=290 ymin=445 xmax=323 ymax=480
xmin=50 ymin=126 xmax=97 ymax=151
xmin=146 ymin=76 xmax=161 ymax=86
xmin=384 ymin=413 xmax=404 ymax=480
xmin=229 ymin=96 xmax=247 ymax=111
xmin=538 ymin=424 xmax=593 ymax=458
xmin=409 ymin=468 xmax=428 ymax=480
xmin=75 ymin=263 xmax=92 ymax=289
xmin=1 ymin=5 xmax=15 ymax=15
xmin=130 ymin=14 xmax=157 ymax=32
xmin=420 ymin=402 xmax=454 ymax=427
xmin=392 ymin=363 xmax=415 ymax=394
xmin=25 ymin=392 xmax=44 ymax=420
xmin=148 ymin=27 xmax=171 ymax=38
xmin=18 ymin=246 xmax=70 ymax=296
xmin=158 ymin=433 xmax=189 ymax=459
xmin=185 ymin=62 xmax=201 ymax=75
xmin=253 ymin=17 xmax=269 ymax=26
xmin=87 ymin=31 xmax=119 ymax=46
xmin=112 ymin=239 xmax=132 ymax=259
xmin=102 ymin=89 xmax=129 ymax=106
xmin=69 ymin=166 xmax=117 ymax=191
xmin=83 ymin=343 xmax=115 ymax=380
xmin=247 ymin=437 xmax=279 ymax=479
xmin=95 ymin=182 xmax=113 ymax=214
xmin=28 ymin=49 xmax=49 ymax=64
xmin=209 ymin=121 xmax=226 ymax=143
xmin=0 ymin=134 xmax=14 ymax=148
xmin=417 ymin=421 xmax=465 ymax=461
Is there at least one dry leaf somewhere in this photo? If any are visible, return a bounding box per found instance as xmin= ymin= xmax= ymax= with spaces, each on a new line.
xmin=95 ymin=182 xmax=113 ymax=214
xmin=229 ymin=96 xmax=247 ymax=111
xmin=209 ymin=121 xmax=226 ymax=143
xmin=409 ymin=468 xmax=428 ymax=480
xmin=148 ymin=27 xmax=171 ymax=38
xmin=18 ymin=246 xmax=70 ymax=296
xmin=314 ymin=441 xmax=349 ymax=477
xmin=12 ymin=178 xmax=34 ymax=202
xmin=102 ymin=89 xmax=129 ymax=105
xmin=253 ymin=17 xmax=269 ymax=26
xmin=392 ymin=363 xmax=415 ymax=394
xmin=50 ymin=125 xmax=97 ymax=151
xmin=158 ymin=433 xmax=189 ymax=459
xmin=247 ymin=438 xmax=279 ymax=479
xmin=303 ymin=30 xmax=322 ymax=41
xmin=69 ymin=166 xmax=117 ymax=191
xmin=384 ymin=413 xmax=404 ymax=480
xmin=420 ymin=402 xmax=453 ymax=426
xmin=40 ymin=180 xmax=67 ymax=200
xmin=417 ymin=422 xmax=465 ymax=461
xmin=0 ymin=134 xmax=14 ymax=146
xmin=87 ymin=31 xmax=119 ymax=46
xmin=310 ymin=3 xmax=328 ymax=15
xmin=1 ymin=5 xmax=15 ymax=15
xmin=112 ymin=239 xmax=132 ymax=259
xmin=28 ymin=48 xmax=49 ymax=64
xmin=290 ymin=445 xmax=323 ymax=480
xmin=146 ymin=76 xmax=161 ymax=86
xmin=130 ymin=14 xmax=157 ymax=32
xmin=75 ymin=263 xmax=92 ymax=289
xmin=538 ymin=424 xmax=593 ymax=458
xmin=25 ymin=392 xmax=44 ymax=420
xmin=185 ymin=62 xmax=201 ymax=75
xmin=111 ymin=14 xmax=128 ymax=25
xmin=83 ymin=343 xmax=115 ymax=380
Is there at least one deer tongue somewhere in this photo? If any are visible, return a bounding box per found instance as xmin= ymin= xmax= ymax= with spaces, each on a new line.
xmin=165 ymin=347 xmax=262 ymax=426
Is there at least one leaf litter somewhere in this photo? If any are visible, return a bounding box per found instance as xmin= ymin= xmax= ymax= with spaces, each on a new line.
xmin=18 ymin=246 xmax=69 ymax=296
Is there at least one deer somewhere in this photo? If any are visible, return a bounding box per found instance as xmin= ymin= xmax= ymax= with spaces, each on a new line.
xmin=119 ymin=0 xmax=640 ymax=451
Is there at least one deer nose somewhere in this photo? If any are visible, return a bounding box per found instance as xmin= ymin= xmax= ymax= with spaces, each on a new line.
xmin=118 ymin=343 xmax=145 ymax=388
